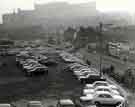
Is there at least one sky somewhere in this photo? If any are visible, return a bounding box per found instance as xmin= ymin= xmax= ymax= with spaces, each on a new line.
xmin=0 ymin=0 xmax=135 ymax=23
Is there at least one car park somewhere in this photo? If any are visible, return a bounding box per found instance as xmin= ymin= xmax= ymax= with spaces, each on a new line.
xmin=1 ymin=47 xmax=126 ymax=107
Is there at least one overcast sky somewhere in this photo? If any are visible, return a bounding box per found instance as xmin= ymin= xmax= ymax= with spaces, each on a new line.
xmin=0 ymin=0 xmax=135 ymax=23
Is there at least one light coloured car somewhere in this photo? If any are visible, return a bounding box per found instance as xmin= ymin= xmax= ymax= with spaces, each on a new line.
xmin=91 ymin=91 xmax=125 ymax=106
xmin=73 ymin=68 xmax=92 ymax=76
xmin=57 ymin=99 xmax=75 ymax=107
xmin=27 ymin=101 xmax=43 ymax=107
xmin=69 ymin=63 xmax=84 ymax=70
xmin=79 ymin=94 xmax=94 ymax=106
xmin=63 ymin=56 xmax=76 ymax=62
xmin=0 ymin=104 xmax=11 ymax=107
xmin=77 ymin=71 xmax=98 ymax=80
xmin=85 ymin=81 xmax=118 ymax=90
xmin=83 ymin=86 xmax=120 ymax=95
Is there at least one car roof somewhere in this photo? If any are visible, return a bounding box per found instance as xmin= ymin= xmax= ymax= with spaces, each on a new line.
xmin=59 ymin=99 xmax=74 ymax=105
xmin=80 ymin=95 xmax=93 ymax=100
xmin=95 ymin=86 xmax=110 ymax=89
xmin=28 ymin=101 xmax=42 ymax=104
xmin=94 ymin=81 xmax=108 ymax=84
xmin=95 ymin=91 xmax=111 ymax=95
xmin=0 ymin=104 xmax=11 ymax=107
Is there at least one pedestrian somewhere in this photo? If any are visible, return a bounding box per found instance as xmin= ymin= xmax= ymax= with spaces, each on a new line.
xmin=110 ymin=64 xmax=114 ymax=72
xmin=86 ymin=59 xmax=91 ymax=67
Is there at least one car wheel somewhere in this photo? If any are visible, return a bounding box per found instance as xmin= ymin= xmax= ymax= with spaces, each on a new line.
xmin=80 ymin=79 xmax=85 ymax=84
xmin=116 ymin=102 xmax=121 ymax=106
xmin=95 ymin=102 xmax=100 ymax=107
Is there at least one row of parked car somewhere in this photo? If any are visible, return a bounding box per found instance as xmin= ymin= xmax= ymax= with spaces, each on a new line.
xmin=60 ymin=52 xmax=101 ymax=83
xmin=59 ymin=52 xmax=84 ymax=64
xmin=79 ymin=81 xmax=125 ymax=106
xmin=65 ymin=62 xmax=102 ymax=83
xmin=16 ymin=52 xmax=48 ymax=76
xmin=0 ymin=97 xmax=126 ymax=107
xmin=59 ymin=52 xmax=126 ymax=107
xmin=65 ymin=63 xmax=125 ymax=106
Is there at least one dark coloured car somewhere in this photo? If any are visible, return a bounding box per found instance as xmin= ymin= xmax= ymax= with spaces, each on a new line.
xmin=39 ymin=59 xmax=58 ymax=66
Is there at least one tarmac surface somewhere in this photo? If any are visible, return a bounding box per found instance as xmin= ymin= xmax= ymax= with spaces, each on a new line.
xmin=0 ymin=53 xmax=83 ymax=103
xmin=0 ymin=51 xmax=130 ymax=107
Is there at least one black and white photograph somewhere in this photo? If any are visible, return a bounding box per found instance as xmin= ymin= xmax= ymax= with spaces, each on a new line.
xmin=0 ymin=0 xmax=134 ymax=107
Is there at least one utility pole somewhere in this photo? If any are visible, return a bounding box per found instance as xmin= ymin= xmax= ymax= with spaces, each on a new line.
xmin=99 ymin=22 xmax=103 ymax=77
xmin=98 ymin=22 xmax=113 ymax=77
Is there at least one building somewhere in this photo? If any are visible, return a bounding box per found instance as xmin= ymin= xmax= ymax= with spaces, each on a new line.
xmin=107 ymin=42 xmax=131 ymax=60
xmin=2 ymin=2 xmax=98 ymax=29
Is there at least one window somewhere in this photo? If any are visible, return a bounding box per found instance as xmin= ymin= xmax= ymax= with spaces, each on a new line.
xmin=95 ymin=83 xmax=108 ymax=87
xmin=98 ymin=94 xmax=104 ymax=98
xmin=104 ymin=94 xmax=112 ymax=98
xmin=104 ymin=89 xmax=110 ymax=92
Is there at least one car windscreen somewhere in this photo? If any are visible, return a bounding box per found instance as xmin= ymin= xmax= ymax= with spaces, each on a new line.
xmin=94 ymin=83 xmax=108 ymax=87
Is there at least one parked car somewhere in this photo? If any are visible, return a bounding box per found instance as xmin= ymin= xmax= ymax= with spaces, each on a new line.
xmin=91 ymin=91 xmax=125 ymax=106
xmin=0 ymin=104 xmax=12 ymax=107
xmin=85 ymin=81 xmax=118 ymax=90
xmin=79 ymin=94 xmax=94 ymax=106
xmin=39 ymin=58 xmax=58 ymax=66
xmin=74 ymin=98 xmax=96 ymax=107
xmin=77 ymin=72 xmax=101 ymax=83
xmin=23 ymin=63 xmax=43 ymax=71
xmin=73 ymin=68 xmax=92 ymax=76
xmin=24 ymin=66 xmax=48 ymax=76
xmin=83 ymin=86 xmax=120 ymax=95
xmin=68 ymin=63 xmax=84 ymax=70
xmin=27 ymin=101 xmax=43 ymax=107
xmin=57 ymin=99 xmax=75 ymax=107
